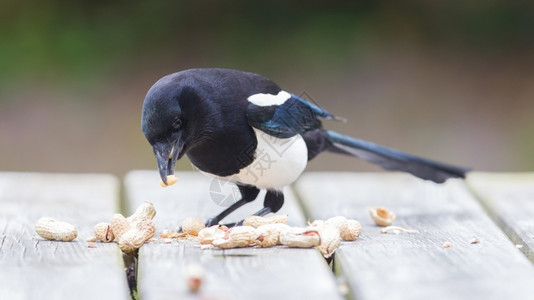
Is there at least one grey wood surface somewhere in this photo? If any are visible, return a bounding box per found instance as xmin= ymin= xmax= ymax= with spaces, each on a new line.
xmin=294 ymin=172 xmax=534 ymax=300
xmin=0 ymin=172 xmax=130 ymax=300
xmin=125 ymin=170 xmax=342 ymax=300
xmin=467 ymin=172 xmax=534 ymax=261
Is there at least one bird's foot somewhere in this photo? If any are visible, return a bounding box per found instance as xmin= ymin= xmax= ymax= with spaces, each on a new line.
xmin=205 ymin=217 xmax=220 ymax=227
xmin=204 ymin=218 xmax=243 ymax=228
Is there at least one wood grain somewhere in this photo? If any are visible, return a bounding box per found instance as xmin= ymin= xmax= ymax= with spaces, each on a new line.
xmin=295 ymin=172 xmax=534 ymax=300
xmin=467 ymin=172 xmax=534 ymax=261
xmin=125 ymin=171 xmax=342 ymax=300
xmin=0 ymin=172 xmax=130 ymax=300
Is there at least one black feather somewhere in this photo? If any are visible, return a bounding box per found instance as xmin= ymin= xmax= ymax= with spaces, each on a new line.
xmin=246 ymin=96 xmax=329 ymax=138
xmin=326 ymin=130 xmax=468 ymax=183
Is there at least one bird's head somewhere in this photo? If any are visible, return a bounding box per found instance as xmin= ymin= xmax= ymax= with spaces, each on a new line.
xmin=141 ymin=74 xmax=192 ymax=185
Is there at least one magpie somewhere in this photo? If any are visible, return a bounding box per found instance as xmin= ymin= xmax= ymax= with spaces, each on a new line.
xmin=141 ymin=68 xmax=467 ymax=226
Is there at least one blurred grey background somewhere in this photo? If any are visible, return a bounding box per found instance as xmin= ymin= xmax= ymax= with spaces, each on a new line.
xmin=1 ymin=1 xmax=533 ymax=177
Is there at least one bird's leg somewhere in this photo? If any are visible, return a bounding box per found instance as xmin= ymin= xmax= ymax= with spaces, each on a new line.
xmin=204 ymin=185 xmax=260 ymax=227
xmin=223 ymin=190 xmax=285 ymax=227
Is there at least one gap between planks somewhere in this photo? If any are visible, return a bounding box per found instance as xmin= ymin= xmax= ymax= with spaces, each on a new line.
xmin=124 ymin=170 xmax=343 ymax=300
xmin=0 ymin=172 xmax=130 ymax=300
xmin=294 ymin=172 xmax=534 ymax=300
xmin=466 ymin=172 xmax=534 ymax=261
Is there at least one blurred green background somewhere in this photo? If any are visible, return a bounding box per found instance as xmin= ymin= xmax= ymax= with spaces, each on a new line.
xmin=1 ymin=1 xmax=533 ymax=177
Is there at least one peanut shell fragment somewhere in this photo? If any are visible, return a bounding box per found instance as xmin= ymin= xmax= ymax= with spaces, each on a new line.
xmin=198 ymin=226 xmax=227 ymax=245
xmin=369 ymin=206 xmax=396 ymax=226
xmin=379 ymin=225 xmax=418 ymax=234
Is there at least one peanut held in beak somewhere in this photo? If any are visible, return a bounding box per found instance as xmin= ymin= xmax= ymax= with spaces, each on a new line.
xmin=160 ymin=175 xmax=178 ymax=187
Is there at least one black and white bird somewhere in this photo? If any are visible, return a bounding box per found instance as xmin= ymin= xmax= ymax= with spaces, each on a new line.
xmin=141 ymin=68 xmax=467 ymax=226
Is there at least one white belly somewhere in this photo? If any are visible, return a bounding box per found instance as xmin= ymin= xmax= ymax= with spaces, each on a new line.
xmin=213 ymin=129 xmax=308 ymax=190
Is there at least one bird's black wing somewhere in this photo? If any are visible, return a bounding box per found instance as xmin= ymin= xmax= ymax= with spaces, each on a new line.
xmin=246 ymin=93 xmax=340 ymax=138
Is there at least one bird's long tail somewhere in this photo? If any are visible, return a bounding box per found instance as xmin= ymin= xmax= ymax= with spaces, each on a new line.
xmin=325 ymin=130 xmax=468 ymax=183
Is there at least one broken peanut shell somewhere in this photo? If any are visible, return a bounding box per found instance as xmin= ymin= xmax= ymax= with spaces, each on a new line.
xmin=280 ymin=227 xmax=320 ymax=248
xmin=212 ymin=226 xmax=256 ymax=249
xmin=254 ymin=223 xmax=290 ymax=247
xmin=316 ymin=224 xmax=341 ymax=259
xmin=198 ymin=226 xmax=227 ymax=245
xmin=369 ymin=206 xmax=396 ymax=226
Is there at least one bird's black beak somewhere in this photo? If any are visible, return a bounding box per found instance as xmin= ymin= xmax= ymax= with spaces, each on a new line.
xmin=153 ymin=136 xmax=183 ymax=185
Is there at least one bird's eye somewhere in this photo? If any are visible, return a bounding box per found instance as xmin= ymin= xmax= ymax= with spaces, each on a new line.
xmin=172 ymin=117 xmax=182 ymax=130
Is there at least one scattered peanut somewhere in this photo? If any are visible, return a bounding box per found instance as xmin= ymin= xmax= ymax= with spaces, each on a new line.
xmin=35 ymin=217 xmax=78 ymax=242
xmin=193 ymin=215 xmax=363 ymax=259
xmin=182 ymin=217 xmax=205 ymax=236
xmin=254 ymin=223 xmax=290 ymax=247
xmin=127 ymin=202 xmax=156 ymax=224
xmin=325 ymin=216 xmax=348 ymax=235
xmin=110 ymin=213 xmax=131 ymax=240
xmin=280 ymin=227 xmax=321 ymax=248
xmin=369 ymin=206 xmax=396 ymax=226
xmin=118 ymin=219 xmax=156 ymax=254
xmin=94 ymin=222 xmax=115 ymax=242
xmin=185 ymin=264 xmax=204 ymax=293
xmin=97 ymin=203 xmax=158 ymax=253
xmin=443 ymin=242 xmax=451 ymax=248
xmin=160 ymin=229 xmax=175 ymax=238
xmin=198 ymin=226 xmax=227 ymax=245
xmin=160 ymin=175 xmax=179 ymax=187
xmin=343 ymin=220 xmax=362 ymax=241
xmin=310 ymin=217 xmax=362 ymax=241
xmin=243 ymin=214 xmax=288 ymax=228
xmin=316 ymin=224 xmax=341 ymax=259
xmin=212 ymin=226 xmax=256 ymax=249
xmin=309 ymin=220 xmax=324 ymax=227
xmin=86 ymin=236 xmax=97 ymax=242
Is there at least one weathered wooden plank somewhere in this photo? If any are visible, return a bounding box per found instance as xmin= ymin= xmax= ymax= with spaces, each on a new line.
xmin=0 ymin=172 xmax=130 ymax=300
xmin=467 ymin=172 xmax=534 ymax=261
xmin=125 ymin=171 xmax=342 ymax=300
xmin=295 ymin=172 xmax=534 ymax=300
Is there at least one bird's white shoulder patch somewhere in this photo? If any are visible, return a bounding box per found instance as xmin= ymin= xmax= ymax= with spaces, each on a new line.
xmin=247 ymin=90 xmax=291 ymax=107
